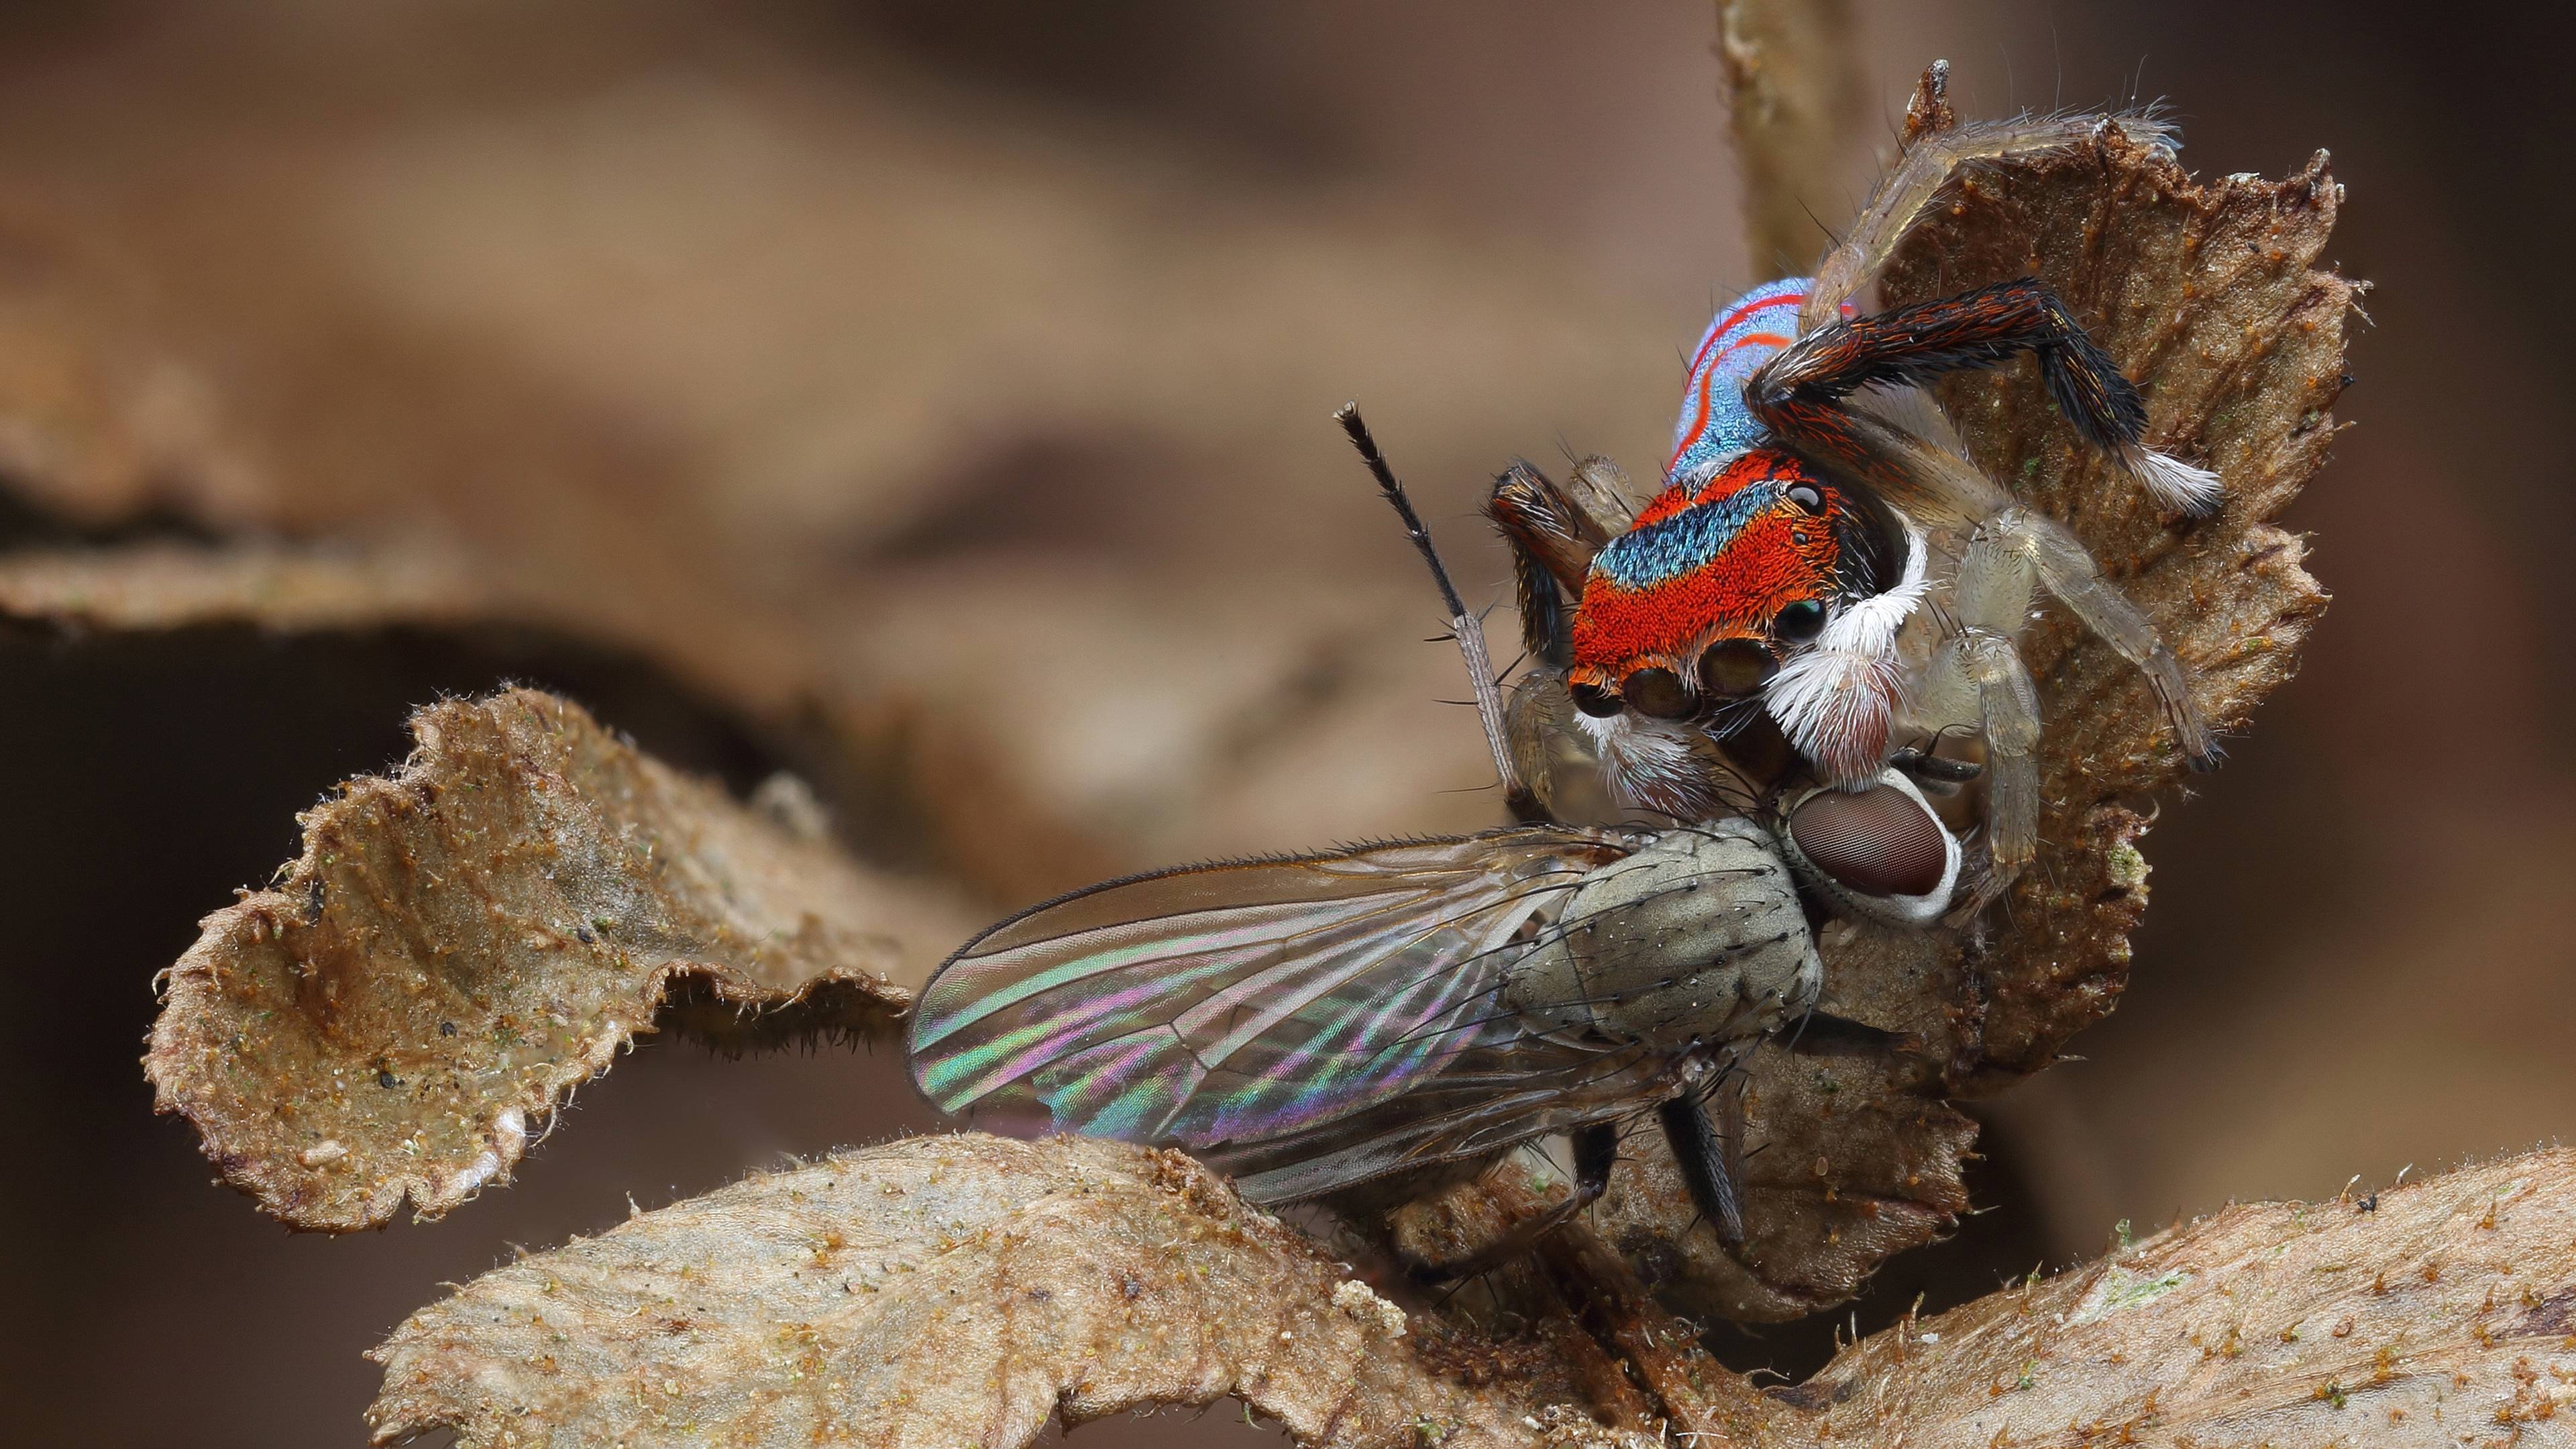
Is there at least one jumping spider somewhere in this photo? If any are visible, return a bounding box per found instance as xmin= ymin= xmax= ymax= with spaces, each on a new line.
xmin=1491 ymin=111 xmax=2220 ymax=904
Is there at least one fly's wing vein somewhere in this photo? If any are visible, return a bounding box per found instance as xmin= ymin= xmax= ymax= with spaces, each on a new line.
xmin=908 ymin=828 xmax=1644 ymax=1180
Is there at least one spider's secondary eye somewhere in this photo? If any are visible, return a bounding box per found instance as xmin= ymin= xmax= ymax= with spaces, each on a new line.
xmin=1774 ymin=598 xmax=1828 ymax=644
xmin=1697 ymin=639 xmax=1776 ymax=698
xmin=1621 ymin=667 xmax=1692 ymax=719
xmin=1568 ymin=678 xmax=1624 ymax=718
xmin=1784 ymin=483 xmax=1825 ymax=513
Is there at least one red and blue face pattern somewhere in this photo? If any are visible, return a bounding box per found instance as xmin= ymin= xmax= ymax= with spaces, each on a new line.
xmin=1569 ymin=280 xmax=1880 ymax=708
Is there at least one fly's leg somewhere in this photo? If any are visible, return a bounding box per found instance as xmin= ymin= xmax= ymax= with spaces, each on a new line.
xmin=1408 ymin=1124 xmax=1621 ymax=1283
xmin=1657 ymin=1069 xmax=1748 ymax=1250
xmin=1888 ymin=743 xmax=1984 ymax=787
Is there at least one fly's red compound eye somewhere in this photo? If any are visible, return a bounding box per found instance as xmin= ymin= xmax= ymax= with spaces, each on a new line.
xmin=1788 ymin=784 xmax=1949 ymax=898
xmin=1621 ymin=667 xmax=1692 ymax=719
xmin=1697 ymin=639 xmax=1776 ymax=698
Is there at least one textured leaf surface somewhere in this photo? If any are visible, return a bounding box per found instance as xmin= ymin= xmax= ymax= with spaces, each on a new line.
xmin=1774 ymin=1147 xmax=2576 ymax=1446
xmin=146 ymin=688 xmax=981 ymax=1231
xmin=0 ymin=540 xmax=484 ymax=631
xmin=366 ymin=1134 xmax=1638 ymax=1449
xmin=1601 ymin=1039 xmax=1977 ymax=1322
xmin=1593 ymin=74 xmax=2354 ymax=1320
xmin=370 ymin=1137 xmax=2576 ymax=1448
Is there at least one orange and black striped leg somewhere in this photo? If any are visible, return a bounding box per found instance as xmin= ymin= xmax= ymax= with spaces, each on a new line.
xmin=1487 ymin=463 xmax=1603 ymax=823
xmin=1750 ymin=278 xmax=2145 ymax=455
xmin=1487 ymin=461 xmax=1603 ymax=669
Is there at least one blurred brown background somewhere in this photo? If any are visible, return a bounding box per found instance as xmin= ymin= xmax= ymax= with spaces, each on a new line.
xmin=3 ymin=1 xmax=2567 ymax=1444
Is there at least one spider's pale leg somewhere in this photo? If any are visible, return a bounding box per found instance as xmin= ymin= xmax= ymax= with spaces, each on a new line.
xmin=1917 ymin=519 xmax=2043 ymax=889
xmin=2004 ymin=506 xmax=2218 ymax=771
xmin=1801 ymin=113 xmax=2173 ymax=333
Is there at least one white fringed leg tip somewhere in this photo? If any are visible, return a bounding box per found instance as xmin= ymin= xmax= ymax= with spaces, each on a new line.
xmin=2125 ymin=446 xmax=2224 ymax=516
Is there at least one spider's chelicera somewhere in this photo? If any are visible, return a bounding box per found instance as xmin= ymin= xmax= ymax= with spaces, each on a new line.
xmin=1491 ymin=113 xmax=2220 ymax=904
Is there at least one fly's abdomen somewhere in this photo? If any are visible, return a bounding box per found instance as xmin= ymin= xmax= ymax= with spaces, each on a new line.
xmin=1503 ymin=820 xmax=1819 ymax=1049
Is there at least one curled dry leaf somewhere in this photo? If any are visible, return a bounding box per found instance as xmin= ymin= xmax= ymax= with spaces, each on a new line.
xmin=146 ymin=688 xmax=983 ymax=1232
xmin=372 ymin=1136 xmax=2576 ymax=1447
xmin=0 ymin=539 xmax=487 ymax=633
xmin=1591 ymin=72 xmax=2355 ymax=1320
xmin=1766 ymin=1146 xmax=2576 ymax=1445
xmin=366 ymin=1134 xmax=1642 ymax=1449
xmin=1603 ymin=1040 xmax=1978 ymax=1322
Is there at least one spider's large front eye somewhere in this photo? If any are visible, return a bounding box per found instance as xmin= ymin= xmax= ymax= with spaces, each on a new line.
xmin=1620 ymin=667 xmax=1692 ymax=719
xmin=1774 ymin=598 xmax=1827 ymax=644
xmin=1697 ymin=639 xmax=1776 ymax=698
xmin=1784 ymin=482 xmax=1824 ymax=513
xmin=1568 ymin=678 xmax=1623 ymax=718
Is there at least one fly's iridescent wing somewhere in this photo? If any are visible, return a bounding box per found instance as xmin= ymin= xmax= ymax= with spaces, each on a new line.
xmin=908 ymin=826 xmax=1687 ymax=1203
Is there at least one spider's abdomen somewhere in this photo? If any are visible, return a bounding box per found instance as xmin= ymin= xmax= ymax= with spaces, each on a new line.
xmin=1668 ymin=277 xmax=1812 ymax=483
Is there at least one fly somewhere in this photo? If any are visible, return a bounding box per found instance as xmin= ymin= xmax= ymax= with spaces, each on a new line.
xmin=907 ymin=407 xmax=1968 ymax=1269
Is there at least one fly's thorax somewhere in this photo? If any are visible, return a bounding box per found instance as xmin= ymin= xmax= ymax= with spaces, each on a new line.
xmin=1502 ymin=820 xmax=1819 ymax=1049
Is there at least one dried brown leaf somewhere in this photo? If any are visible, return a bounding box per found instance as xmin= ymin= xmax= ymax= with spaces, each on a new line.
xmin=1595 ymin=79 xmax=2355 ymax=1320
xmin=1878 ymin=109 xmax=2352 ymax=1079
xmin=145 ymin=688 xmax=982 ymax=1232
xmin=368 ymin=1136 xmax=2576 ymax=1447
xmin=366 ymin=1134 xmax=1641 ymax=1449
xmin=0 ymin=540 xmax=486 ymax=633
xmin=1771 ymin=1147 xmax=2576 ymax=1444
xmin=1603 ymin=1040 xmax=1976 ymax=1322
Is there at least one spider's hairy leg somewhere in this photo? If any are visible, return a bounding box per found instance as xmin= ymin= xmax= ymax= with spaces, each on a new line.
xmin=1489 ymin=462 xmax=1604 ymax=637
xmin=2002 ymin=504 xmax=2219 ymax=771
xmin=1801 ymin=112 xmax=2176 ymax=333
xmin=1489 ymin=463 xmax=1599 ymax=823
xmin=1758 ymin=279 xmax=2221 ymax=516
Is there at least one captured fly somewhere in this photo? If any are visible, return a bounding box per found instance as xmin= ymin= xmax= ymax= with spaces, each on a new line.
xmin=907 ymin=409 xmax=1966 ymax=1259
